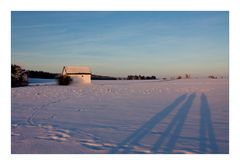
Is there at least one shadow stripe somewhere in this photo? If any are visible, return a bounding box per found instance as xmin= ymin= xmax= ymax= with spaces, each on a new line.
xmin=199 ymin=94 xmax=219 ymax=153
xmin=109 ymin=94 xmax=187 ymax=154
xmin=163 ymin=93 xmax=196 ymax=153
xmin=152 ymin=93 xmax=196 ymax=153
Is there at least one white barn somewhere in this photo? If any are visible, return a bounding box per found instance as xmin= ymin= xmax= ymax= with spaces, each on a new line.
xmin=62 ymin=66 xmax=91 ymax=84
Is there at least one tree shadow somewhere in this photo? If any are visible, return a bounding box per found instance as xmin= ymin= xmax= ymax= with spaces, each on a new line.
xmin=152 ymin=93 xmax=196 ymax=153
xmin=109 ymin=94 xmax=187 ymax=154
xmin=199 ymin=93 xmax=219 ymax=153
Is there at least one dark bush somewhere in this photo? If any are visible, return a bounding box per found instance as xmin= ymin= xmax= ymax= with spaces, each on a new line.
xmin=208 ymin=75 xmax=217 ymax=79
xmin=177 ymin=76 xmax=182 ymax=79
xmin=11 ymin=64 xmax=28 ymax=87
xmin=58 ymin=75 xmax=72 ymax=85
xmin=185 ymin=74 xmax=191 ymax=79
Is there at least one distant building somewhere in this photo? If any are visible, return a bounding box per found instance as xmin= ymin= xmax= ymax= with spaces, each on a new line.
xmin=62 ymin=66 xmax=91 ymax=84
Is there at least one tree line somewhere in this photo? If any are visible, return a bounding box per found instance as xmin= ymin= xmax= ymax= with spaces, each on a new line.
xmin=127 ymin=75 xmax=156 ymax=80
xmin=28 ymin=70 xmax=59 ymax=79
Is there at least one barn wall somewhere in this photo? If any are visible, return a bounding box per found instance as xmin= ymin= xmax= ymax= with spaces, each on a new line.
xmin=70 ymin=75 xmax=91 ymax=84
xmin=62 ymin=68 xmax=67 ymax=75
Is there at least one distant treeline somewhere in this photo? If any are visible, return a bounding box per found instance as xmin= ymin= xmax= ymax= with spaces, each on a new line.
xmin=126 ymin=75 xmax=156 ymax=80
xmin=92 ymin=75 xmax=117 ymax=80
xmin=92 ymin=75 xmax=157 ymax=80
xmin=28 ymin=70 xmax=59 ymax=79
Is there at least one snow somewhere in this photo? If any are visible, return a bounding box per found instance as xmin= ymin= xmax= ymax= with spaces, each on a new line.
xmin=11 ymin=79 xmax=229 ymax=154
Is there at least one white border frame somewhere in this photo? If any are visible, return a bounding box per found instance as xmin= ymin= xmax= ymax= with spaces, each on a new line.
xmin=1 ymin=0 xmax=239 ymax=165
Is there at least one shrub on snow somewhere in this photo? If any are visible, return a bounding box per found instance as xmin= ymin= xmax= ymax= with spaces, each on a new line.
xmin=11 ymin=64 xmax=28 ymax=87
xmin=58 ymin=75 xmax=72 ymax=85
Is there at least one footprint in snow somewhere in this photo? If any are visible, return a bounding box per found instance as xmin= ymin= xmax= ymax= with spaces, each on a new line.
xmin=35 ymin=125 xmax=71 ymax=142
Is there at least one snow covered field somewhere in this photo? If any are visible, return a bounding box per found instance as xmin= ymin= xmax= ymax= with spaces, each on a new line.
xmin=11 ymin=79 xmax=229 ymax=154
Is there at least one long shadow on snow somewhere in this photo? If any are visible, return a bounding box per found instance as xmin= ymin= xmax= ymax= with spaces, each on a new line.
xmin=109 ymin=94 xmax=187 ymax=154
xmin=152 ymin=93 xmax=196 ymax=153
xmin=199 ymin=93 xmax=219 ymax=153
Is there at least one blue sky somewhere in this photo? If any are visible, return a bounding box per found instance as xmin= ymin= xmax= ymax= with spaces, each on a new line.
xmin=11 ymin=11 xmax=228 ymax=77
